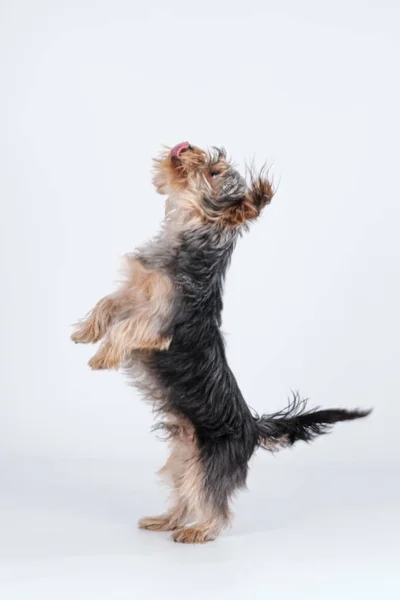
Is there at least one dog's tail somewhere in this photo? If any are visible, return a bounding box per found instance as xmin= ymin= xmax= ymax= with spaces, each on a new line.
xmin=255 ymin=392 xmax=371 ymax=452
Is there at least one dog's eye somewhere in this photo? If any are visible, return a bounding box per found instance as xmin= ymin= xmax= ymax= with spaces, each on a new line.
xmin=210 ymin=171 xmax=220 ymax=178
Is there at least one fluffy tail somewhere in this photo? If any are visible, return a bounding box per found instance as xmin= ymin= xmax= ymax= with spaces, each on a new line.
xmin=255 ymin=392 xmax=371 ymax=451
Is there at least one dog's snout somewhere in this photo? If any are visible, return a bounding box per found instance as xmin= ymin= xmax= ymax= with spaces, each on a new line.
xmin=170 ymin=142 xmax=191 ymax=160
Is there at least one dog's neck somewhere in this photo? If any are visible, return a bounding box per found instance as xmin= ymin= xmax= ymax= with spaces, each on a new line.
xmin=173 ymin=224 xmax=239 ymax=293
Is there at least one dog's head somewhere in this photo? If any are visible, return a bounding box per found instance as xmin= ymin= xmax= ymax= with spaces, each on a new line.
xmin=153 ymin=142 xmax=274 ymax=226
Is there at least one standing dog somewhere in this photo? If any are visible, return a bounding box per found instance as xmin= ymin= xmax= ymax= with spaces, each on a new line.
xmin=72 ymin=142 xmax=370 ymax=543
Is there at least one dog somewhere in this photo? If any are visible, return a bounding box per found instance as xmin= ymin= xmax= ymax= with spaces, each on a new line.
xmin=71 ymin=142 xmax=370 ymax=543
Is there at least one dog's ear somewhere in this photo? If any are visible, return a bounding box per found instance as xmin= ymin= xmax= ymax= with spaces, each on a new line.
xmin=246 ymin=169 xmax=274 ymax=216
xmin=225 ymin=170 xmax=274 ymax=225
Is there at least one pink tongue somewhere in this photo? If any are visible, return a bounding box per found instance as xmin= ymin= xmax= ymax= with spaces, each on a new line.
xmin=171 ymin=141 xmax=190 ymax=158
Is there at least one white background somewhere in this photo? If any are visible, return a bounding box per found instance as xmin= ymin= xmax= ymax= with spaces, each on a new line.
xmin=1 ymin=0 xmax=399 ymax=598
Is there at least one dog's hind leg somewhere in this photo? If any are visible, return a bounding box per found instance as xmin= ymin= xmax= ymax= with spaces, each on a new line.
xmin=138 ymin=421 xmax=194 ymax=531
xmin=171 ymin=461 xmax=232 ymax=544
xmin=171 ymin=439 xmax=242 ymax=544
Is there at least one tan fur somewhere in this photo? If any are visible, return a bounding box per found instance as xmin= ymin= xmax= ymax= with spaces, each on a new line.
xmin=72 ymin=259 xmax=174 ymax=370
xmin=88 ymin=323 xmax=171 ymax=370
xmin=153 ymin=145 xmax=207 ymax=195
xmin=153 ymin=146 xmax=217 ymax=226
xmin=153 ymin=147 xmax=274 ymax=229
xmin=138 ymin=510 xmax=186 ymax=532
xmin=223 ymin=198 xmax=260 ymax=226
xmin=138 ymin=416 xmax=231 ymax=543
xmin=71 ymin=296 xmax=120 ymax=344
xmin=173 ymin=516 xmax=227 ymax=544
xmin=223 ymin=176 xmax=274 ymax=226
xmin=138 ymin=417 xmax=194 ymax=532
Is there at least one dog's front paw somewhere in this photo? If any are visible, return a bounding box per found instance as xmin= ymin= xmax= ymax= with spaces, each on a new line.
xmin=88 ymin=345 xmax=121 ymax=371
xmin=88 ymin=354 xmax=108 ymax=370
xmin=71 ymin=319 xmax=102 ymax=344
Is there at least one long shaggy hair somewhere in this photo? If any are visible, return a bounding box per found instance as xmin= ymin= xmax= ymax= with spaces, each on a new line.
xmin=72 ymin=141 xmax=371 ymax=544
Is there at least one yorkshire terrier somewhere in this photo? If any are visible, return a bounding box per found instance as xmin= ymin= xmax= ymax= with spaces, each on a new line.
xmin=72 ymin=142 xmax=370 ymax=544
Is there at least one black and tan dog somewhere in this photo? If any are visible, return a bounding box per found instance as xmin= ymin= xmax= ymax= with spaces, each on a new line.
xmin=72 ymin=142 xmax=370 ymax=544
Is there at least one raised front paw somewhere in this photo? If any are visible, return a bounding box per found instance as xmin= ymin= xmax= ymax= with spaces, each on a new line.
xmin=88 ymin=344 xmax=121 ymax=371
xmin=71 ymin=318 xmax=102 ymax=344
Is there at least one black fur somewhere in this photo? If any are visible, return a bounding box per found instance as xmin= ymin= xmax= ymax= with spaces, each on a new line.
xmin=255 ymin=391 xmax=371 ymax=447
xmin=137 ymin=222 xmax=370 ymax=512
